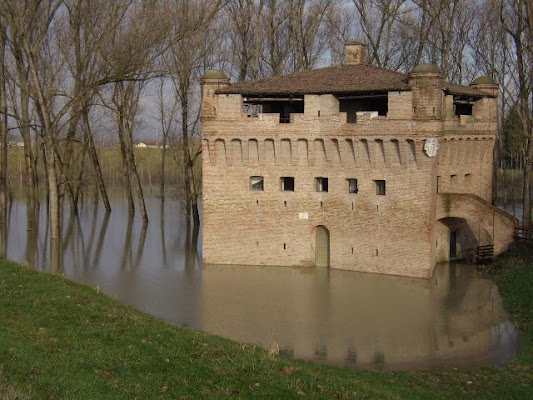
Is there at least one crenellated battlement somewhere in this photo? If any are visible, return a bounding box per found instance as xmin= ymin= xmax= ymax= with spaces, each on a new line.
xmin=203 ymin=136 xmax=432 ymax=170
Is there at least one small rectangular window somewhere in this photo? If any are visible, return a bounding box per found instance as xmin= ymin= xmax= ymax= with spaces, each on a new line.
xmin=315 ymin=177 xmax=328 ymax=192
xmin=250 ymin=176 xmax=264 ymax=191
xmin=280 ymin=177 xmax=295 ymax=191
xmin=375 ymin=180 xmax=386 ymax=195
xmin=347 ymin=178 xmax=358 ymax=193
xmin=450 ymin=174 xmax=457 ymax=186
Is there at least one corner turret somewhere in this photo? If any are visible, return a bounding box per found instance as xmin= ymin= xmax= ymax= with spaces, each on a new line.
xmin=470 ymin=76 xmax=498 ymax=97
xmin=409 ymin=63 xmax=443 ymax=120
xmin=201 ymin=70 xmax=229 ymax=119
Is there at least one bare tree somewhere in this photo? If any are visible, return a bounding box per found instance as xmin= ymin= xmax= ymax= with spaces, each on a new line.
xmin=54 ymin=0 xmax=131 ymax=214
xmin=500 ymin=0 xmax=533 ymax=227
xmin=166 ymin=1 xmax=224 ymax=226
xmin=110 ymin=80 xmax=148 ymax=220
xmin=4 ymin=11 xmax=40 ymax=230
xmin=3 ymin=0 xmax=63 ymax=251
xmin=286 ymin=0 xmax=333 ymax=72
xmin=226 ymin=0 xmax=265 ymax=81
xmin=0 ymin=22 xmax=8 ymax=257
xmin=156 ymin=78 xmax=178 ymax=200
xmin=325 ymin=2 xmax=357 ymax=65
xmin=260 ymin=0 xmax=291 ymax=76
xmin=353 ymin=0 xmax=408 ymax=69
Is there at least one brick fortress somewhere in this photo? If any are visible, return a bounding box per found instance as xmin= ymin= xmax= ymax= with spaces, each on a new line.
xmin=200 ymin=42 xmax=517 ymax=278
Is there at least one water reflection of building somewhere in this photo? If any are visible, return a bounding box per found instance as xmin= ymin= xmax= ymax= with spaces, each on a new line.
xmin=201 ymin=263 xmax=518 ymax=369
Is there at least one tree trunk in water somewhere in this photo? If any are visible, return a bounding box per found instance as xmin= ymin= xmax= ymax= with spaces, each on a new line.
xmin=524 ymin=138 xmax=533 ymax=228
xmin=72 ymin=142 xmax=87 ymax=212
xmin=181 ymin=99 xmax=199 ymax=226
xmin=124 ymin=122 xmax=148 ymax=222
xmin=43 ymin=128 xmax=60 ymax=242
xmin=112 ymin=83 xmax=147 ymax=222
xmin=17 ymin=67 xmax=38 ymax=231
xmin=0 ymin=34 xmax=8 ymax=257
xmin=129 ymin=150 xmax=148 ymax=223
xmin=83 ymin=111 xmax=111 ymax=213
xmin=59 ymin=107 xmax=81 ymax=216
xmin=117 ymin=112 xmax=135 ymax=215
xmin=24 ymin=46 xmax=61 ymax=259
xmin=160 ymin=132 xmax=167 ymax=200
xmin=492 ymin=140 xmax=499 ymax=204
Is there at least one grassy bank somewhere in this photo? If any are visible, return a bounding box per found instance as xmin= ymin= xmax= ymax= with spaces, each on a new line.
xmin=0 ymin=249 xmax=532 ymax=399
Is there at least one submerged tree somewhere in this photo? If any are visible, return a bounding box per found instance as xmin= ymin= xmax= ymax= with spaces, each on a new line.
xmin=0 ymin=22 xmax=8 ymax=257
xmin=165 ymin=0 xmax=225 ymax=226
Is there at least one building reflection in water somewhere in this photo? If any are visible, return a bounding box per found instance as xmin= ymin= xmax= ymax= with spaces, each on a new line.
xmin=3 ymin=195 xmax=520 ymax=370
xmin=201 ymin=262 xmax=519 ymax=369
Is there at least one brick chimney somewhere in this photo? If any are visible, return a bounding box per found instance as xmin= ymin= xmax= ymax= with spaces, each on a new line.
xmin=345 ymin=41 xmax=367 ymax=65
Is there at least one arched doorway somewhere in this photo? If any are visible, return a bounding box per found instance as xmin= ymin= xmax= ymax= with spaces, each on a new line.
xmin=436 ymin=217 xmax=486 ymax=262
xmin=315 ymin=225 xmax=330 ymax=267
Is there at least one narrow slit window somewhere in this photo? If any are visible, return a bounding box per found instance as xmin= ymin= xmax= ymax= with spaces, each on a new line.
xmin=281 ymin=177 xmax=295 ymax=191
xmin=250 ymin=176 xmax=264 ymax=191
xmin=375 ymin=180 xmax=386 ymax=195
xmin=316 ymin=177 xmax=328 ymax=192
xmin=347 ymin=178 xmax=358 ymax=194
xmin=464 ymin=173 xmax=471 ymax=186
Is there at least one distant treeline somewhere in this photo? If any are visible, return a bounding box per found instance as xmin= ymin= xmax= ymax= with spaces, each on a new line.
xmin=6 ymin=146 xmax=201 ymax=188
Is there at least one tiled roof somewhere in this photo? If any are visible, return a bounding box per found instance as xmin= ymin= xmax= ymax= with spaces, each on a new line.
xmin=444 ymin=82 xmax=492 ymax=97
xmin=217 ymin=64 xmax=492 ymax=98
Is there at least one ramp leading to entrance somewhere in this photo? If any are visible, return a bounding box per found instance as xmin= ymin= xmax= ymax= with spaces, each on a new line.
xmin=436 ymin=193 xmax=518 ymax=262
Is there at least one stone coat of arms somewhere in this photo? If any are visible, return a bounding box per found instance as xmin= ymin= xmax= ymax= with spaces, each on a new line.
xmin=424 ymin=138 xmax=440 ymax=158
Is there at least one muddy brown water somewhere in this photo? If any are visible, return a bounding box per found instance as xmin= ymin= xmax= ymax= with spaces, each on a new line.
xmin=2 ymin=193 xmax=519 ymax=370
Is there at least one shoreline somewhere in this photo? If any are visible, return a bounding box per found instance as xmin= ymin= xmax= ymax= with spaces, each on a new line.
xmin=1 ymin=244 xmax=531 ymax=399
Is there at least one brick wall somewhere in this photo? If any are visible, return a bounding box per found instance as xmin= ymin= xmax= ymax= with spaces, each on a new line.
xmin=436 ymin=136 xmax=495 ymax=202
xmin=203 ymin=115 xmax=437 ymax=278
xmin=201 ymin=78 xmax=511 ymax=278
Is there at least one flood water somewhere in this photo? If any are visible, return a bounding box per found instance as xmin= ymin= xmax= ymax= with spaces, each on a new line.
xmin=3 ymin=192 xmax=519 ymax=370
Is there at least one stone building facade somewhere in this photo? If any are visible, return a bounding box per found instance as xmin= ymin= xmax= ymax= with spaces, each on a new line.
xmin=200 ymin=43 xmax=517 ymax=279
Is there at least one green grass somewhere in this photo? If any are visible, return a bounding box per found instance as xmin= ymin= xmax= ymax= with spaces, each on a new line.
xmin=0 ymin=247 xmax=532 ymax=399
xmin=483 ymin=244 xmax=533 ymax=364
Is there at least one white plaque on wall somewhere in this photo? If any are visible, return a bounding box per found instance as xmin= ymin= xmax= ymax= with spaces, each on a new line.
xmin=424 ymin=138 xmax=440 ymax=158
xmin=299 ymin=212 xmax=309 ymax=219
